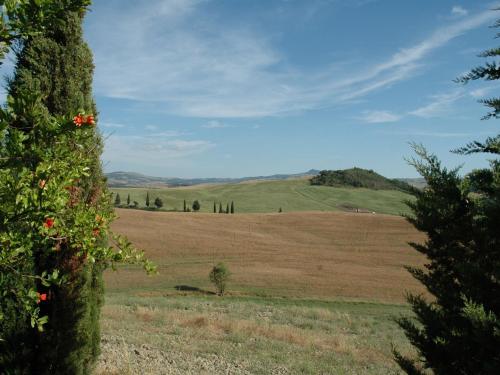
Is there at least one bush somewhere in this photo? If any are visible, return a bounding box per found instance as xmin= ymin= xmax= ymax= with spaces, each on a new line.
xmin=209 ymin=263 xmax=230 ymax=296
xmin=154 ymin=197 xmax=163 ymax=209
xmin=192 ymin=200 xmax=200 ymax=212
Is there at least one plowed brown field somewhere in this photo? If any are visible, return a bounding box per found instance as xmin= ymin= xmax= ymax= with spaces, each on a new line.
xmin=107 ymin=209 xmax=426 ymax=303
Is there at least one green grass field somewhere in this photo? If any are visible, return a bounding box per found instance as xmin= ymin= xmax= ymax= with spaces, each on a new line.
xmin=110 ymin=178 xmax=412 ymax=216
xmin=98 ymin=292 xmax=415 ymax=375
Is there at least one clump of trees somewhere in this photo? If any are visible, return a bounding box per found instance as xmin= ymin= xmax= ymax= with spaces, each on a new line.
xmin=209 ymin=263 xmax=231 ymax=296
xmin=394 ymin=14 xmax=500 ymax=374
xmin=154 ymin=197 xmax=163 ymax=209
xmin=192 ymin=200 xmax=200 ymax=212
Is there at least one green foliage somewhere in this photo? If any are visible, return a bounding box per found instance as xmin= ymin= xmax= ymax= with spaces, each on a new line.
xmin=0 ymin=2 xmax=155 ymax=373
xmin=311 ymin=168 xmax=414 ymax=193
xmin=226 ymin=203 xmax=229 ymax=214
xmin=127 ymin=193 xmax=130 ymax=206
xmin=396 ymin=16 xmax=500 ymax=374
xmin=209 ymin=263 xmax=231 ymax=296
xmin=230 ymin=201 xmax=234 ymax=214
xmin=183 ymin=199 xmax=186 ymax=212
xmin=219 ymin=202 xmax=223 ymax=213
xmin=213 ymin=201 xmax=216 ymax=213
xmin=154 ymin=197 xmax=163 ymax=209
xmin=114 ymin=193 xmax=121 ymax=206
xmin=192 ymin=200 xmax=200 ymax=212
xmin=146 ymin=192 xmax=150 ymax=207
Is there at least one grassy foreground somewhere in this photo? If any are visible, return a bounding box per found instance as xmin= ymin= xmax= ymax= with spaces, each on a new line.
xmin=97 ymin=293 xmax=415 ymax=375
xmin=110 ymin=178 xmax=411 ymax=216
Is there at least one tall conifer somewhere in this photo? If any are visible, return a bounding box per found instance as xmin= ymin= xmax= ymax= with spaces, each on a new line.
xmin=6 ymin=3 xmax=106 ymax=373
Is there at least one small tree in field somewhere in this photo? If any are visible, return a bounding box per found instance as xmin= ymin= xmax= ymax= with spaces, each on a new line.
xmin=219 ymin=202 xmax=223 ymax=213
xmin=114 ymin=193 xmax=121 ymax=206
xmin=230 ymin=201 xmax=234 ymax=214
xmin=226 ymin=203 xmax=229 ymax=214
xmin=192 ymin=200 xmax=200 ymax=212
xmin=213 ymin=201 xmax=217 ymax=213
xmin=127 ymin=194 xmax=130 ymax=206
xmin=154 ymin=197 xmax=163 ymax=209
xmin=209 ymin=263 xmax=230 ymax=296
xmin=146 ymin=192 xmax=150 ymax=207
xmin=183 ymin=199 xmax=187 ymax=212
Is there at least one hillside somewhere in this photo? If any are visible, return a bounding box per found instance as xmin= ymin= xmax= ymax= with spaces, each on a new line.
xmin=311 ymin=168 xmax=415 ymax=193
xmin=106 ymin=169 xmax=320 ymax=188
xmin=99 ymin=209 xmax=425 ymax=374
xmin=111 ymin=178 xmax=412 ymax=216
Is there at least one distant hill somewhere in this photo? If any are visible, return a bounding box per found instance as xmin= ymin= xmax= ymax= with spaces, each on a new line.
xmin=397 ymin=177 xmax=427 ymax=189
xmin=110 ymin=178 xmax=412 ymax=216
xmin=310 ymin=168 xmax=415 ymax=193
xmin=106 ymin=169 xmax=321 ymax=188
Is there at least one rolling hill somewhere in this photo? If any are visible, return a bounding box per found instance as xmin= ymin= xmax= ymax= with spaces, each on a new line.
xmin=311 ymin=168 xmax=415 ymax=193
xmin=110 ymin=178 xmax=412 ymax=216
xmin=106 ymin=169 xmax=320 ymax=188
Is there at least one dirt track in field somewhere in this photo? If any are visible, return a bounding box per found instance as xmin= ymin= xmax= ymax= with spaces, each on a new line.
xmin=107 ymin=209 xmax=426 ymax=303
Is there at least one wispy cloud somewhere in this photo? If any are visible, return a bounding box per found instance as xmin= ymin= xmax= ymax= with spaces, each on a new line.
xmin=100 ymin=121 xmax=126 ymax=129
xmin=358 ymin=110 xmax=402 ymax=123
xmin=409 ymin=90 xmax=465 ymax=118
xmin=202 ymin=120 xmax=229 ymax=129
xmin=103 ymin=134 xmax=215 ymax=170
xmin=451 ymin=6 xmax=468 ymax=17
xmin=87 ymin=1 xmax=497 ymax=118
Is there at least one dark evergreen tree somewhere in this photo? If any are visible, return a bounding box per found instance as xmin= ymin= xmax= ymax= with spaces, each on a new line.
xmin=154 ymin=197 xmax=163 ymax=209
xmin=114 ymin=193 xmax=121 ymax=206
xmin=226 ymin=203 xmax=229 ymax=214
xmin=2 ymin=3 xmax=107 ymax=373
xmin=192 ymin=200 xmax=201 ymax=212
xmin=146 ymin=192 xmax=150 ymax=208
xmin=127 ymin=193 xmax=130 ymax=206
xmin=183 ymin=199 xmax=187 ymax=212
xmin=213 ymin=201 xmax=216 ymax=213
xmin=394 ymin=15 xmax=500 ymax=374
xmin=219 ymin=202 xmax=223 ymax=213
xmin=278 ymin=207 xmax=282 ymax=213
xmin=230 ymin=201 xmax=234 ymax=214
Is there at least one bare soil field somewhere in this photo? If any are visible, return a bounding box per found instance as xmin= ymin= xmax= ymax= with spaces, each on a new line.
xmin=107 ymin=209 xmax=425 ymax=303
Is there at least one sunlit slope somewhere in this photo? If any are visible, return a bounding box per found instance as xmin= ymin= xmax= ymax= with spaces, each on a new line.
xmin=111 ymin=178 xmax=412 ymax=216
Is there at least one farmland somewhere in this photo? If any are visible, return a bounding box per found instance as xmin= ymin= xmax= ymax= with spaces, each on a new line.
xmin=110 ymin=178 xmax=412 ymax=216
xmin=97 ymin=209 xmax=425 ymax=374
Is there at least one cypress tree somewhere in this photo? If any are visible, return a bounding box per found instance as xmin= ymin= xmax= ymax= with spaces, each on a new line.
xmin=5 ymin=3 xmax=106 ymax=373
xmin=183 ymin=199 xmax=187 ymax=212
xmin=213 ymin=201 xmax=216 ymax=213
xmin=219 ymin=202 xmax=223 ymax=213
xmin=394 ymin=15 xmax=500 ymax=374
xmin=114 ymin=193 xmax=121 ymax=206
xmin=226 ymin=203 xmax=229 ymax=214
xmin=146 ymin=192 xmax=150 ymax=207
xmin=127 ymin=193 xmax=130 ymax=206
xmin=230 ymin=201 xmax=234 ymax=214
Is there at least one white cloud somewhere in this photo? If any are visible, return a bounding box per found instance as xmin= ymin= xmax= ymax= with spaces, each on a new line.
xmin=103 ymin=134 xmax=215 ymax=169
xmin=409 ymin=90 xmax=465 ymax=118
xmin=87 ymin=1 xmax=497 ymax=118
xmin=202 ymin=120 xmax=229 ymax=129
xmin=451 ymin=6 xmax=468 ymax=17
xmin=358 ymin=110 xmax=402 ymax=123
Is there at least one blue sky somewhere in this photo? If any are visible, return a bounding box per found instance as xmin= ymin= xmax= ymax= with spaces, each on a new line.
xmin=82 ymin=0 xmax=499 ymax=178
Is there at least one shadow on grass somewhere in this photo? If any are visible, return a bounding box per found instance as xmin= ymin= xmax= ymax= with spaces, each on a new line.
xmin=174 ymin=285 xmax=216 ymax=295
